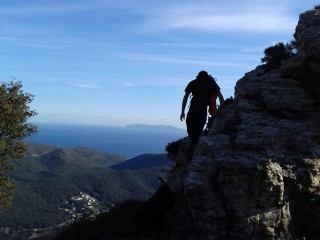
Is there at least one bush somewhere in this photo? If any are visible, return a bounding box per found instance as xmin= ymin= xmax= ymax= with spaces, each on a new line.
xmin=224 ymin=96 xmax=234 ymax=105
xmin=165 ymin=139 xmax=182 ymax=160
xmin=53 ymin=199 xmax=145 ymax=240
xmin=0 ymin=80 xmax=37 ymax=208
xmin=261 ymin=41 xmax=297 ymax=72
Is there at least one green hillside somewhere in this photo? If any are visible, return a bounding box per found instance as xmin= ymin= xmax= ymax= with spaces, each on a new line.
xmin=9 ymin=142 xmax=126 ymax=179
xmin=0 ymin=143 xmax=169 ymax=240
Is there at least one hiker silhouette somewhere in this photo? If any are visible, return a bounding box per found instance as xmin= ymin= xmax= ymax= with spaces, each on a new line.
xmin=180 ymin=70 xmax=224 ymax=144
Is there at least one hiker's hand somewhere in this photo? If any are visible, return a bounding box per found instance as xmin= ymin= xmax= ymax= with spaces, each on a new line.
xmin=180 ymin=113 xmax=185 ymax=121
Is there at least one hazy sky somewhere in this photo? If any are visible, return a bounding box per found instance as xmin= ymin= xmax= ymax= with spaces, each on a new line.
xmin=0 ymin=0 xmax=317 ymax=128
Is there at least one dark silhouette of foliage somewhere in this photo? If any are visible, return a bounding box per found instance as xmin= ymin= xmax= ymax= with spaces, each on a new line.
xmin=0 ymin=80 xmax=37 ymax=208
xmin=134 ymin=177 xmax=175 ymax=239
xmin=53 ymin=178 xmax=175 ymax=240
xmin=261 ymin=41 xmax=297 ymax=72
xmin=165 ymin=139 xmax=182 ymax=160
xmin=223 ymin=96 xmax=234 ymax=105
xmin=53 ymin=199 xmax=144 ymax=240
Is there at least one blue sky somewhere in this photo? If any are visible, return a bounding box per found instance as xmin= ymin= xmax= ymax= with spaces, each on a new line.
xmin=0 ymin=0 xmax=317 ymax=128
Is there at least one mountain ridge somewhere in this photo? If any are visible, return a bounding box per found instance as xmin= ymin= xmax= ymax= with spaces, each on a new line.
xmin=110 ymin=153 xmax=171 ymax=170
xmin=10 ymin=142 xmax=127 ymax=179
xmin=125 ymin=124 xmax=184 ymax=132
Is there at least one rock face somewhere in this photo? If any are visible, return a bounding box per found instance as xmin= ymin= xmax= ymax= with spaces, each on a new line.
xmin=167 ymin=8 xmax=320 ymax=240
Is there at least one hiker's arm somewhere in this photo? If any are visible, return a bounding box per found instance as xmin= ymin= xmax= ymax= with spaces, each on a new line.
xmin=180 ymin=92 xmax=189 ymax=121
xmin=217 ymin=91 xmax=225 ymax=106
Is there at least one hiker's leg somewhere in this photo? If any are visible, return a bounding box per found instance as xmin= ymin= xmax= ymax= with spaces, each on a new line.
xmin=187 ymin=107 xmax=207 ymax=144
xmin=186 ymin=107 xmax=198 ymax=144
xmin=193 ymin=107 xmax=207 ymax=142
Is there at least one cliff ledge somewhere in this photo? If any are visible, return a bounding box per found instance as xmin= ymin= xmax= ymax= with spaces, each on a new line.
xmin=168 ymin=8 xmax=320 ymax=240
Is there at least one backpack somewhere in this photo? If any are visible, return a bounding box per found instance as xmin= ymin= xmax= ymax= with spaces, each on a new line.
xmin=191 ymin=77 xmax=219 ymax=110
xmin=208 ymin=91 xmax=218 ymax=116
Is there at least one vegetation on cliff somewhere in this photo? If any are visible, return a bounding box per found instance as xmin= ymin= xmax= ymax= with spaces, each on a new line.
xmin=261 ymin=41 xmax=297 ymax=72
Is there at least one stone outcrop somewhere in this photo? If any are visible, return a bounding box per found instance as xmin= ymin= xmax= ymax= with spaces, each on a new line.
xmin=167 ymin=8 xmax=320 ymax=240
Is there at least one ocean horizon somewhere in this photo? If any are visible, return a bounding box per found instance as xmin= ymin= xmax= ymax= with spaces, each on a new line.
xmin=25 ymin=123 xmax=186 ymax=158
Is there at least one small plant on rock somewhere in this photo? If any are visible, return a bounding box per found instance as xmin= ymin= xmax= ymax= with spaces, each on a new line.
xmin=261 ymin=41 xmax=297 ymax=72
xmin=165 ymin=139 xmax=182 ymax=160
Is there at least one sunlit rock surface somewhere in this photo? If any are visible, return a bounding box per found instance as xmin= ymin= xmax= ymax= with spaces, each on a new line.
xmin=168 ymin=8 xmax=320 ymax=240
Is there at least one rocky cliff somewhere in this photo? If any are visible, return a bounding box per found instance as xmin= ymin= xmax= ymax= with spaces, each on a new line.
xmin=167 ymin=8 xmax=320 ymax=240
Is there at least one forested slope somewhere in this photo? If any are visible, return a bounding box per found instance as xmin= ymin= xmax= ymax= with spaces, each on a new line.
xmin=0 ymin=143 xmax=170 ymax=239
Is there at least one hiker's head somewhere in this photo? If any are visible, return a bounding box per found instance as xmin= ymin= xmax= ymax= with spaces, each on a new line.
xmin=196 ymin=71 xmax=208 ymax=81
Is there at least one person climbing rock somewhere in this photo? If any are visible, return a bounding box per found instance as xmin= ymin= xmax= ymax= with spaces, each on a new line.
xmin=180 ymin=70 xmax=224 ymax=144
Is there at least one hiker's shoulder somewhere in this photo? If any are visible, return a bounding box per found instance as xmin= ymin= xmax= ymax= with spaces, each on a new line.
xmin=185 ymin=79 xmax=197 ymax=91
xmin=210 ymin=79 xmax=220 ymax=91
xmin=188 ymin=79 xmax=197 ymax=85
xmin=214 ymin=82 xmax=221 ymax=91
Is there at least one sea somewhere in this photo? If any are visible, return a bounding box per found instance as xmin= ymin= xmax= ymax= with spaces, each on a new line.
xmin=25 ymin=123 xmax=186 ymax=158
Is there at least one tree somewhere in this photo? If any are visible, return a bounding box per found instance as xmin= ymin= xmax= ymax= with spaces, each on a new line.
xmin=261 ymin=41 xmax=297 ymax=72
xmin=0 ymin=80 xmax=38 ymax=208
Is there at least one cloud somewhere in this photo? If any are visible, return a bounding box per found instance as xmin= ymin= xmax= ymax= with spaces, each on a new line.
xmin=165 ymin=14 xmax=295 ymax=33
xmin=141 ymin=0 xmax=297 ymax=33
xmin=121 ymin=82 xmax=135 ymax=87
xmin=0 ymin=36 xmax=63 ymax=50
xmin=71 ymin=83 xmax=98 ymax=89
xmin=0 ymin=2 xmax=92 ymax=15
xmin=122 ymin=53 xmax=256 ymax=68
xmin=0 ymin=0 xmax=134 ymax=16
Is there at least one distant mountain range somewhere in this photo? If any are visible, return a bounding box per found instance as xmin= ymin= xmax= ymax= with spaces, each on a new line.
xmin=0 ymin=143 xmax=171 ymax=240
xmin=110 ymin=153 xmax=171 ymax=170
xmin=125 ymin=124 xmax=185 ymax=132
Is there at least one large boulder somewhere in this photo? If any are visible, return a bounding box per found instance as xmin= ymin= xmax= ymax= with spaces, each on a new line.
xmin=167 ymin=8 xmax=320 ymax=240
